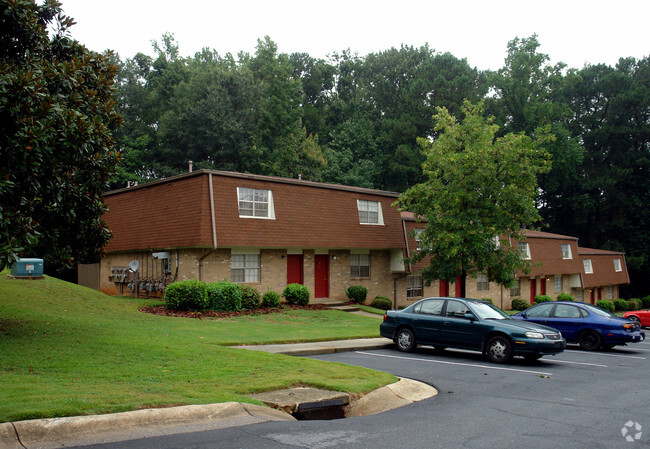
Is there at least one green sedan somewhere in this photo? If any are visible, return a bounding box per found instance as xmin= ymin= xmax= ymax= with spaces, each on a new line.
xmin=380 ymin=297 xmax=566 ymax=363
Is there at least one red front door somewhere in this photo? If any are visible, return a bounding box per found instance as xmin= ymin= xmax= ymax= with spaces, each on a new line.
xmin=454 ymin=276 xmax=462 ymax=297
xmin=530 ymin=278 xmax=537 ymax=303
xmin=287 ymin=255 xmax=303 ymax=285
xmin=314 ymin=255 xmax=329 ymax=298
xmin=439 ymin=280 xmax=449 ymax=297
xmin=540 ymin=278 xmax=546 ymax=295
xmin=590 ymin=289 xmax=595 ymax=304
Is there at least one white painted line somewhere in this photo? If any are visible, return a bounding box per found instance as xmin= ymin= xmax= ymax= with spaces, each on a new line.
xmin=549 ymin=360 xmax=608 ymax=368
xmin=355 ymin=351 xmax=554 ymax=376
xmin=569 ymin=352 xmax=646 ymax=360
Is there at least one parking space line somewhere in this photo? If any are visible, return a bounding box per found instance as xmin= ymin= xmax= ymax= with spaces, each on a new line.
xmin=355 ymin=351 xmax=554 ymax=376
xmin=548 ymin=360 xmax=607 ymax=367
xmin=568 ymin=352 xmax=646 ymax=360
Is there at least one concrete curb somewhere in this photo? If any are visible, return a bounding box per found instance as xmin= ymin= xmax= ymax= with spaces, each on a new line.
xmin=346 ymin=378 xmax=438 ymax=417
xmin=3 ymin=403 xmax=294 ymax=449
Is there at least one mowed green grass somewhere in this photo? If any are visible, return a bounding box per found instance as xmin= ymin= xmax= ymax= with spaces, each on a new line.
xmin=0 ymin=274 xmax=395 ymax=422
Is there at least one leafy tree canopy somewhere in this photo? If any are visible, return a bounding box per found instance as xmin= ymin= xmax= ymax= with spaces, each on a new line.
xmin=0 ymin=0 xmax=121 ymax=273
xmin=396 ymin=101 xmax=552 ymax=294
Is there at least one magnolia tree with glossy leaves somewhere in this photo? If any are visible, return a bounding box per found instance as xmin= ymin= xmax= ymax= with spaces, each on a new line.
xmin=395 ymin=101 xmax=552 ymax=297
xmin=0 ymin=0 xmax=122 ymax=273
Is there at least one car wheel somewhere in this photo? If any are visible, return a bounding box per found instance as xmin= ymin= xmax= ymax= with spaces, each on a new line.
xmin=486 ymin=335 xmax=513 ymax=363
xmin=523 ymin=354 xmax=543 ymax=361
xmin=628 ymin=315 xmax=641 ymax=323
xmin=578 ymin=330 xmax=602 ymax=351
xmin=395 ymin=328 xmax=416 ymax=352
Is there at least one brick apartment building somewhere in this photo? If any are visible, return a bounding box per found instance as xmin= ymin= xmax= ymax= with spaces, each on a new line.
xmin=99 ymin=170 xmax=629 ymax=309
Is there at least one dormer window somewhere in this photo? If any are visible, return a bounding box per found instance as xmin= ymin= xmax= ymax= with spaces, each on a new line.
xmin=238 ymin=187 xmax=275 ymax=219
xmin=583 ymin=259 xmax=593 ymax=274
xmin=518 ymin=242 xmax=531 ymax=260
xmin=357 ymin=200 xmax=384 ymax=225
xmin=561 ymin=244 xmax=572 ymax=259
xmin=613 ymin=258 xmax=622 ymax=272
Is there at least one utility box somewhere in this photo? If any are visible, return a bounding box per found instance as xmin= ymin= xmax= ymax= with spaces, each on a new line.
xmin=11 ymin=258 xmax=44 ymax=277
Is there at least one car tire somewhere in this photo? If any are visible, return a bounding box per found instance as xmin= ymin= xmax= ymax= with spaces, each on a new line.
xmin=523 ymin=354 xmax=543 ymax=361
xmin=578 ymin=330 xmax=602 ymax=351
xmin=395 ymin=328 xmax=416 ymax=352
xmin=628 ymin=315 xmax=640 ymax=323
xmin=486 ymin=335 xmax=513 ymax=363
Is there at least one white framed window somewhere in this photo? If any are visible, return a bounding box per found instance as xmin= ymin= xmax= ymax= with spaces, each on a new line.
xmin=350 ymin=254 xmax=370 ymax=278
xmin=583 ymin=259 xmax=593 ymax=274
xmin=606 ymin=285 xmax=613 ymax=299
xmin=476 ymin=273 xmax=489 ymax=291
xmin=554 ymin=275 xmax=562 ymax=293
xmin=237 ymin=187 xmax=275 ymax=219
xmin=413 ymin=228 xmax=424 ymax=250
xmin=518 ymin=242 xmax=531 ymax=260
xmin=510 ymin=279 xmax=520 ymax=297
xmin=407 ymin=276 xmax=423 ymax=298
xmin=357 ymin=200 xmax=384 ymax=225
xmin=231 ymin=254 xmax=260 ymax=282
xmin=561 ymin=244 xmax=572 ymax=259
xmin=613 ymin=258 xmax=622 ymax=272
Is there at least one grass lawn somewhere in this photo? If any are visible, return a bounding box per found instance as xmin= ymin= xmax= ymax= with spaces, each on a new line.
xmin=0 ymin=274 xmax=396 ymax=422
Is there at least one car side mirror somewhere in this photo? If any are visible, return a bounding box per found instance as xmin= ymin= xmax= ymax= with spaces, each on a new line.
xmin=520 ymin=312 xmax=527 ymax=318
xmin=464 ymin=313 xmax=476 ymax=321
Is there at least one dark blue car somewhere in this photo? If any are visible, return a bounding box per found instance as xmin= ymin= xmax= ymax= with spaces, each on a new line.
xmin=512 ymin=301 xmax=645 ymax=350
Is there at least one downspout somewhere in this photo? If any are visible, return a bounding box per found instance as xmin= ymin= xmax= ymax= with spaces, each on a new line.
xmin=199 ymin=173 xmax=219 ymax=281
xmin=393 ymin=218 xmax=412 ymax=310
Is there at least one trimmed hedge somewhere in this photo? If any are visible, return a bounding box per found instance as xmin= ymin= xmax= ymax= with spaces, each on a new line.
xmin=370 ymin=296 xmax=392 ymax=310
xmin=240 ymin=285 xmax=261 ymax=309
xmin=596 ymin=300 xmax=615 ymax=313
xmin=510 ymin=298 xmax=529 ymax=311
xmin=262 ymin=290 xmax=281 ymax=308
xmin=283 ymin=283 xmax=310 ymax=305
xmin=206 ymin=281 xmax=242 ymax=312
xmin=533 ymin=295 xmax=553 ymax=304
xmin=627 ymin=298 xmax=641 ymax=311
xmin=164 ymin=280 xmax=209 ymax=311
xmin=346 ymin=285 xmax=368 ymax=304
xmin=556 ymin=293 xmax=574 ymax=302
xmin=614 ymin=299 xmax=628 ymax=311
xmin=642 ymin=296 xmax=650 ymax=309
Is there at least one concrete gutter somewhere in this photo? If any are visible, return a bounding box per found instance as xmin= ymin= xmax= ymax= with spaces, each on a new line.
xmin=237 ymin=337 xmax=393 ymax=356
xmin=1 ymin=403 xmax=294 ymax=449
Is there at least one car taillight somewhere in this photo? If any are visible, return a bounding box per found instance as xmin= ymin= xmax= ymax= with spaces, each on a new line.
xmin=383 ymin=314 xmax=387 ymax=321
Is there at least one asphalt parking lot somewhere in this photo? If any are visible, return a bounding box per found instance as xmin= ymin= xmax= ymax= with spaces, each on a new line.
xmin=307 ymin=339 xmax=650 ymax=448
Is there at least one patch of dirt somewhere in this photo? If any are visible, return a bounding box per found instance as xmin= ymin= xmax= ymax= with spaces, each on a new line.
xmin=139 ymin=304 xmax=328 ymax=319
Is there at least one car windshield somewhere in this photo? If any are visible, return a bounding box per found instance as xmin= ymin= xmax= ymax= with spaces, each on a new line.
xmin=582 ymin=303 xmax=616 ymax=317
xmin=468 ymin=302 xmax=510 ymax=320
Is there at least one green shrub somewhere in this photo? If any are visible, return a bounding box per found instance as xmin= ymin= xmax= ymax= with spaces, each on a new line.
xmin=481 ymin=297 xmax=493 ymax=304
xmin=164 ymin=280 xmax=209 ymax=311
xmin=262 ymin=290 xmax=281 ymax=308
xmin=642 ymin=296 xmax=650 ymax=309
xmin=533 ymin=295 xmax=552 ymax=304
xmin=556 ymin=293 xmax=574 ymax=302
xmin=510 ymin=298 xmax=529 ymax=311
xmin=283 ymin=283 xmax=310 ymax=305
xmin=346 ymin=285 xmax=368 ymax=304
xmin=206 ymin=281 xmax=242 ymax=312
xmin=240 ymin=285 xmax=261 ymax=309
xmin=627 ymin=298 xmax=641 ymax=311
xmin=614 ymin=299 xmax=628 ymax=311
xmin=596 ymin=300 xmax=615 ymax=313
xmin=370 ymin=297 xmax=392 ymax=310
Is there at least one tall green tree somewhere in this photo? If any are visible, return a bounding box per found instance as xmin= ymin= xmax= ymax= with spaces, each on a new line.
xmin=396 ymin=102 xmax=552 ymax=296
xmin=486 ymin=35 xmax=584 ymax=235
xmin=0 ymin=0 xmax=122 ymax=273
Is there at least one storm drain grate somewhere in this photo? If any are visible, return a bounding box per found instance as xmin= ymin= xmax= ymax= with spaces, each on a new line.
xmin=293 ymin=398 xmax=346 ymax=421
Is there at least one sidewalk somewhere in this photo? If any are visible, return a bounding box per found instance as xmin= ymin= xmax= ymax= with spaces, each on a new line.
xmin=0 ymin=338 xmax=437 ymax=449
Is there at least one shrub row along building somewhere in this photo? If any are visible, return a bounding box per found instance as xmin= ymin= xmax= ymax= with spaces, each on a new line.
xmin=99 ymin=170 xmax=629 ymax=309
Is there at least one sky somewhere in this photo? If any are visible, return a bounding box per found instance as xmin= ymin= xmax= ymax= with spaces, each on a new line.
xmin=60 ymin=0 xmax=648 ymax=71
